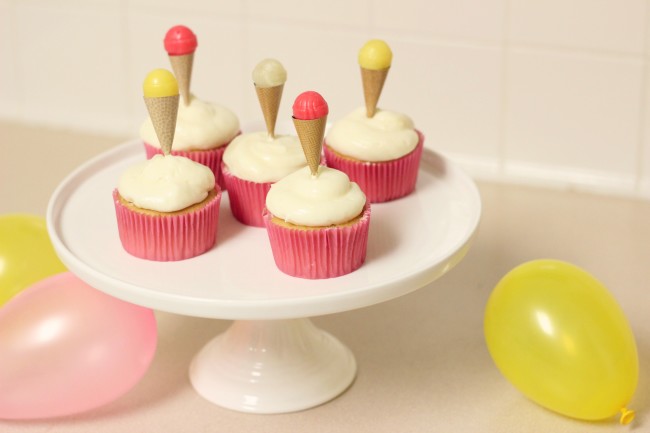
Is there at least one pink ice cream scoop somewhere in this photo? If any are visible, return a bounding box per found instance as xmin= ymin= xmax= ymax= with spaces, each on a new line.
xmin=164 ymin=25 xmax=198 ymax=55
xmin=292 ymin=91 xmax=328 ymax=120
xmin=292 ymin=91 xmax=328 ymax=176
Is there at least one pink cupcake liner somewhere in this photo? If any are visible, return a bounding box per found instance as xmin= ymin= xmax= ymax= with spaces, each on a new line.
xmin=143 ymin=133 xmax=240 ymax=190
xmin=221 ymin=164 xmax=271 ymax=227
xmin=263 ymin=204 xmax=371 ymax=279
xmin=113 ymin=189 xmax=221 ymax=261
xmin=323 ymin=130 xmax=425 ymax=203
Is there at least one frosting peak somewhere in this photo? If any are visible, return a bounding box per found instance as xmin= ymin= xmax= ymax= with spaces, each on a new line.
xmin=325 ymin=107 xmax=418 ymax=162
xmin=265 ymin=166 xmax=366 ymax=227
xmin=140 ymin=95 xmax=239 ymax=151
xmin=118 ymin=154 xmax=215 ymax=212
xmin=223 ymin=132 xmax=306 ymax=183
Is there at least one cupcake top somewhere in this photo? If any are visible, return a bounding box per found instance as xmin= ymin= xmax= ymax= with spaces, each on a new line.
xmin=118 ymin=154 xmax=215 ymax=212
xmin=325 ymin=107 xmax=418 ymax=162
xmin=223 ymin=132 xmax=307 ymax=183
xmin=265 ymin=165 xmax=366 ymax=227
xmin=140 ymin=95 xmax=239 ymax=151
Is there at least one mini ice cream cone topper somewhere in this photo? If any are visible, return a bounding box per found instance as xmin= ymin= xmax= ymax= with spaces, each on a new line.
xmin=143 ymin=69 xmax=179 ymax=156
xmin=358 ymin=39 xmax=392 ymax=118
xmin=164 ymin=25 xmax=198 ymax=106
xmin=253 ymin=59 xmax=287 ymax=138
xmin=292 ymin=91 xmax=328 ymax=176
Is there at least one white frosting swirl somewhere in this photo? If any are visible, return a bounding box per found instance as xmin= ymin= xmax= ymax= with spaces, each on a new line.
xmin=325 ymin=107 xmax=418 ymax=162
xmin=266 ymin=166 xmax=366 ymax=227
xmin=118 ymin=154 xmax=215 ymax=212
xmin=140 ymin=95 xmax=239 ymax=151
xmin=223 ymin=132 xmax=306 ymax=183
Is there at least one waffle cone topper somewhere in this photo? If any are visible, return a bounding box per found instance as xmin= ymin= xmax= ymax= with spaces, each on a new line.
xmin=252 ymin=59 xmax=287 ymax=138
xmin=292 ymin=91 xmax=328 ymax=176
xmin=143 ymin=69 xmax=180 ymax=155
xmin=358 ymin=39 xmax=392 ymax=117
xmin=164 ymin=25 xmax=198 ymax=105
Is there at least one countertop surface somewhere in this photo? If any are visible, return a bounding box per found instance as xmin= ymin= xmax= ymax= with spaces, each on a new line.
xmin=1 ymin=121 xmax=648 ymax=432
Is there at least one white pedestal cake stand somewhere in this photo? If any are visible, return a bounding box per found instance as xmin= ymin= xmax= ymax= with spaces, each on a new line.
xmin=46 ymin=140 xmax=481 ymax=414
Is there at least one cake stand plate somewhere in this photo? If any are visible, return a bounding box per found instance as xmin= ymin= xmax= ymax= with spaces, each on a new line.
xmin=47 ymin=140 xmax=481 ymax=413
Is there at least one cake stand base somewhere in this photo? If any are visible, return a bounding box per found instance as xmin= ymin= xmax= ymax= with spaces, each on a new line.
xmin=189 ymin=318 xmax=357 ymax=413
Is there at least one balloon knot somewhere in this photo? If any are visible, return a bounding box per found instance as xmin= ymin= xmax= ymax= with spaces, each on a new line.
xmin=620 ymin=407 xmax=635 ymax=425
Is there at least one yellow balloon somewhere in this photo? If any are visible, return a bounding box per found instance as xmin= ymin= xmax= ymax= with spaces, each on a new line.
xmin=0 ymin=214 xmax=67 ymax=307
xmin=484 ymin=259 xmax=638 ymax=424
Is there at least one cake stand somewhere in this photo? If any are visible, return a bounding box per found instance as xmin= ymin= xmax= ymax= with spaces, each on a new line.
xmin=46 ymin=139 xmax=481 ymax=414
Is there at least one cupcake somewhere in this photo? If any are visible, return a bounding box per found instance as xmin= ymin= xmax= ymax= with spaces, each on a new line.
xmin=141 ymin=25 xmax=240 ymax=189
xmin=263 ymin=91 xmax=370 ymax=279
xmin=115 ymin=69 xmax=221 ymax=261
xmin=222 ymin=59 xmax=307 ymax=227
xmin=114 ymin=155 xmax=221 ymax=261
xmin=323 ymin=39 xmax=424 ymax=203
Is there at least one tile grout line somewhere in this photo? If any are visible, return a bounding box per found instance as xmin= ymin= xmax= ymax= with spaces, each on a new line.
xmin=633 ymin=0 xmax=650 ymax=196
xmin=10 ymin=0 xmax=25 ymax=122
xmin=497 ymin=0 xmax=512 ymax=179
xmin=240 ymin=0 xmax=250 ymax=121
xmin=367 ymin=0 xmax=375 ymax=37
xmin=119 ymin=0 xmax=133 ymax=137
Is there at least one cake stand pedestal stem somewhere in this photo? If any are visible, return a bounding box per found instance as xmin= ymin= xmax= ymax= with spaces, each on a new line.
xmin=189 ymin=318 xmax=357 ymax=413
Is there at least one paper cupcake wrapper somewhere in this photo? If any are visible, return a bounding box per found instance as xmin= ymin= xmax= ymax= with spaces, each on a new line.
xmin=143 ymin=133 xmax=241 ymax=190
xmin=323 ymin=130 xmax=425 ymax=203
xmin=221 ymin=164 xmax=271 ymax=227
xmin=113 ymin=189 xmax=221 ymax=261
xmin=263 ymin=204 xmax=371 ymax=279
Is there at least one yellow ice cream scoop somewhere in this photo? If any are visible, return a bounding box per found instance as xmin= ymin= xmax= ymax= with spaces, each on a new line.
xmin=143 ymin=69 xmax=179 ymax=98
xmin=358 ymin=40 xmax=392 ymax=70
xmin=142 ymin=69 xmax=180 ymax=155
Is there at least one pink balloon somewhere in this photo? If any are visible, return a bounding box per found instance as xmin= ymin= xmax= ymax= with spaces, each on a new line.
xmin=0 ymin=272 xmax=157 ymax=419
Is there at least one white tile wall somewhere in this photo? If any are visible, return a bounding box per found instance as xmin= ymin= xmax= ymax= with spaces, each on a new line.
xmin=2 ymin=0 xmax=650 ymax=199
xmin=0 ymin=0 xmax=19 ymax=120
xmin=129 ymin=0 xmax=242 ymax=17
xmin=381 ymin=38 xmax=503 ymax=177
xmin=246 ymin=0 xmax=371 ymax=29
xmin=372 ymin=0 xmax=507 ymax=43
xmin=504 ymin=48 xmax=643 ymax=194
xmin=508 ymin=0 xmax=646 ymax=53
xmin=13 ymin=0 xmax=129 ymax=134
xmin=641 ymin=66 xmax=650 ymax=197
